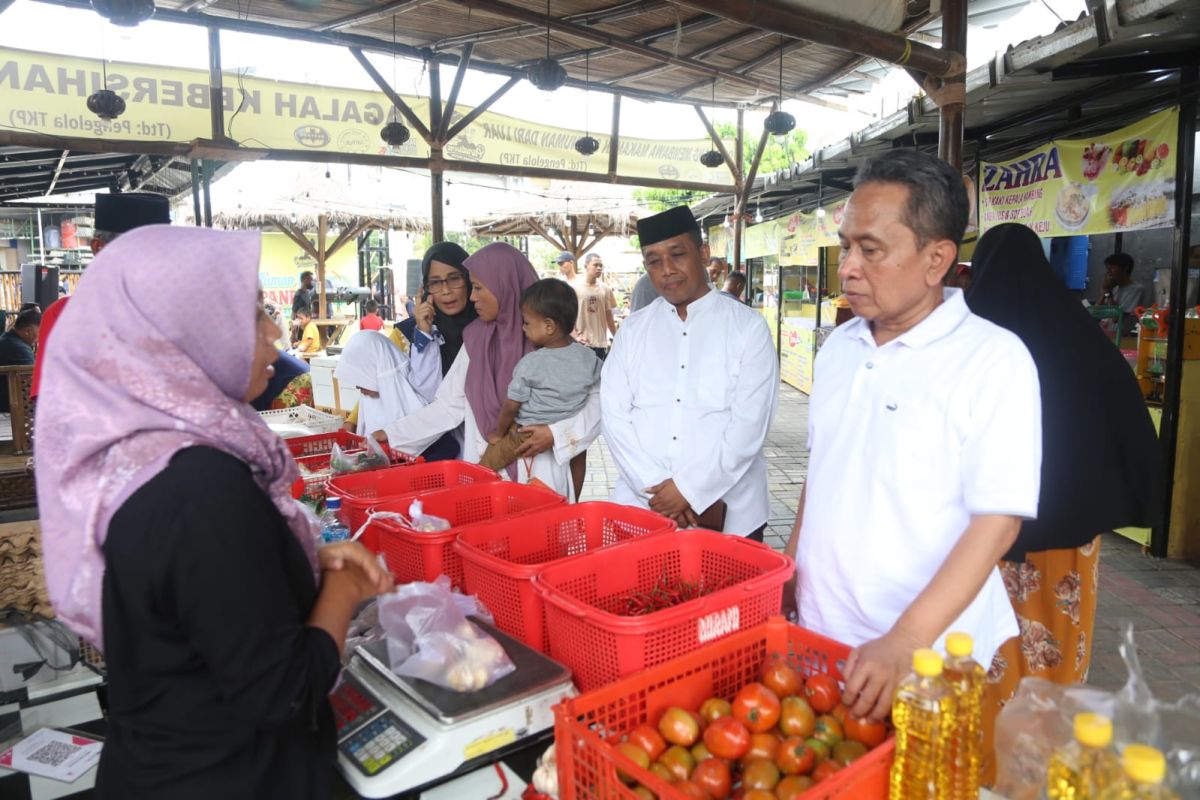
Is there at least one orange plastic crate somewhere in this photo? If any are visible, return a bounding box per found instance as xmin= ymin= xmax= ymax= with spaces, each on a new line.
xmin=285 ymin=429 xmax=365 ymax=458
xmin=454 ymin=503 xmax=676 ymax=653
xmin=369 ymin=482 xmax=566 ymax=589
xmin=327 ymin=461 xmax=501 ymax=533
xmin=554 ymin=616 xmax=893 ymax=800
xmin=532 ymin=530 xmax=793 ymax=691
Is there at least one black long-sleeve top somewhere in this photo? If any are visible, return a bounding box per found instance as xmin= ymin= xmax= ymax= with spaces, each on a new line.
xmin=98 ymin=446 xmax=340 ymax=800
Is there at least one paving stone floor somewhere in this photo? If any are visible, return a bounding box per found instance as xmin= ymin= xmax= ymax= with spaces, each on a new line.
xmin=581 ymin=384 xmax=1200 ymax=703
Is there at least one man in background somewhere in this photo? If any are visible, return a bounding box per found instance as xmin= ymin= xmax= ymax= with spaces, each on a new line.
xmin=292 ymin=270 xmax=315 ymax=334
xmin=555 ymin=252 xmax=578 ymax=283
xmin=574 ymin=253 xmax=617 ymax=359
xmin=602 ymin=206 xmax=778 ymax=539
xmin=1100 ymin=253 xmax=1146 ymax=334
xmin=359 ymin=299 xmax=384 ymax=331
xmin=0 ymin=309 xmax=39 ymax=412
xmin=707 ymin=256 xmax=727 ymax=286
xmin=721 ymin=271 xmax=748 ymax=302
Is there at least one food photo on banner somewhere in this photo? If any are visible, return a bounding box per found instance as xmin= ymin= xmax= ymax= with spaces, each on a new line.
xmin=979 ymin=107 xmax=1178 ymax=237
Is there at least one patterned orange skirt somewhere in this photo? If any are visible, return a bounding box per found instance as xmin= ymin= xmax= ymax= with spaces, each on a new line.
xmin=981 ymin=535 xmax=1102 ymax=783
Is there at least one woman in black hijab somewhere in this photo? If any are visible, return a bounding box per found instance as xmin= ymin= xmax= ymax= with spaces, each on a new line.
xmin=392 ymin=242 xmax=477 ymax=461
xmin=965 ymin=224 xmax=1160 ymax=706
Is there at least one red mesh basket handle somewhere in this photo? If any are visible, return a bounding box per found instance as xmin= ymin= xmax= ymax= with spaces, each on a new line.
xmin=531 ymin=577 xmax=591 ymax=618
xmin=738 ymin=562 xmax=796 ymax=594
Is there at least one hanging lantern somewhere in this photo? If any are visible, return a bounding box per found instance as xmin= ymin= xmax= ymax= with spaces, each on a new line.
xmin=574 ymin=136 xmax=599 ymax=156
xmin=699 ymin=150 xmax=724 ymax=168
xmin=87 ymin=89 xmax=126 ymax=120
xmin=764 ymin=110 xmax=796 ymax=137
xmin=380 ymin=121 xmax=411 ymax=147
xmin=91 ymin=0 xmax=155 ymax=26
xmin=527 ymin=58 xmax=567 ymax=91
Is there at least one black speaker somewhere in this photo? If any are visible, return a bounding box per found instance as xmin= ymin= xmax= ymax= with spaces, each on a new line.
xmin=21 ymin=263 xmax=59 ymax=309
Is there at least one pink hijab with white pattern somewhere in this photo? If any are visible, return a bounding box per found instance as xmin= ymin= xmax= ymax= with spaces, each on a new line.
xmin=35 ymin=225 xmax=317 ymax=646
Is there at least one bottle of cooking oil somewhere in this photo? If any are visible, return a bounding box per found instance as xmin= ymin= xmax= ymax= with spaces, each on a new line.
xmin=943 ymin=632 xmax=985 ymax=800
xmin=888 ymin=648 xmax=956 ymax=800
xmin=1046 ymin=712 xmax=1122 ymax=799
xmin=1097 ymin=744 xmax=1180 ymax=799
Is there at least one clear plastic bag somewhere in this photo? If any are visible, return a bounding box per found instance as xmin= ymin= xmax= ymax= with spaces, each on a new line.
xmin=994 ymin=622 xmax=1200 ymax=799
xmin=329 ymin=437 xmax=390 ymax=476
xmin=406 ymin=499 xmax=451 ymax=532
xmin=377 ymin=577 xmax=513 ymax=693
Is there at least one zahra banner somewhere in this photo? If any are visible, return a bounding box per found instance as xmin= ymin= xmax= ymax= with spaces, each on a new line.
xmin=980 ymin=107 xmax=1178 ymax=237
xmin=0 ymin=45 xmax=730 ymax=184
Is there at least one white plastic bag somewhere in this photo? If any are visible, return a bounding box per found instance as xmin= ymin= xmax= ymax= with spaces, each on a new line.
xmin=376 ymin=577 xmax=513 ymax=693
xmin=329 ymin=437 xmax=390 ymax=476
xmin=406 ymin=499 xmax=451 ymax=532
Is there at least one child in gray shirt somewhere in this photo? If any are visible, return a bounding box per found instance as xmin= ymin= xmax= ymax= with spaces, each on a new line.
xmin=481 ymin=279 xmax=602 ymax=472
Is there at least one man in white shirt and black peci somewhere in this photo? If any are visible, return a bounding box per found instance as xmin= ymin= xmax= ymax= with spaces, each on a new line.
xmin=601 ymin=206 xmax=779 ymax=540
xmin=786 ymin=149 xmax=1042 ymax=723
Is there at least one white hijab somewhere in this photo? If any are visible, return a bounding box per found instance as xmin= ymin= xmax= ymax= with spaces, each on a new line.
xmin=335 ymin=331 xmax=427 ymax=436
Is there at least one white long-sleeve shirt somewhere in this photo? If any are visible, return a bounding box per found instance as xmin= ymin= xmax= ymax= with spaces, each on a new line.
xmin=381 ymin=348 xmax=601 ymax=500
xmin=601 ymin=290 xmax=779 ymax=534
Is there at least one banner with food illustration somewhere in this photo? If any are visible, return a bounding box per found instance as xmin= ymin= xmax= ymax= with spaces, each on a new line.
xmin=980 ymin=107 xmax=1178 ymax=237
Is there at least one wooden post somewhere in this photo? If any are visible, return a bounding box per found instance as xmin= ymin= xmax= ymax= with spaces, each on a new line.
xmin=317 ymin=213 xmax=328 ymax=319
xmin=607 ymin=95 xmax=621 ymax=176
xmin=190 ymin=159 xmax=202 ymax=227
xmin=431 ymin=162 xmax=445 ymax=242
xmin=937 ymin=0 xmax=967 ymax=171
xmin=207 ymin=25 xmax=225 ymax=140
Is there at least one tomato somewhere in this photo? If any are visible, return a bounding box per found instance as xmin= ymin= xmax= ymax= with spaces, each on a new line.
xmin=776 ymin=736 xmax=816 ymax=776
xmin=699 ymin=697 xmax=733 ymax=723
xmin=657 ymin=745 xmax=696 ymax=781
xmin=703 ymin=716 xmax=751 ymax=760
xmin=778 ymin=696 xmax=816 ymax=738
xmin=659 ymin=707 xmax=701 ymax=747
xmin=776 ymin=775 xmax=816 ymax=799
xmin=805 ymin=737 xmax=830 ymax=762
xmin=616 ymin=742 xmax=651 ymax=784
xmin=691 ymin=757 xmax=732 ymax=800
xmin=741 ymin=791 xmax=776 ymax=800
xmin=804 ymin=674 xmax=841 ymax=714
xmin=632 ymin=787 xmax=656 ymax=800
xmin=629 ymin=724 xmax=668 ymax=761
xmin=844 ymin=715 xmax=887 ymax=749
xmin=672 ymin=779 xmax=711 ymax=800
xmin=812 ymin=758 xmax=843 ymax=782
xmin=812 ymin=715 xmax=843 ymax=747
xmin=741 ymin=759 xmax=781 ymax=791
xmin=648 ymin=762 xmax=674 ymax=783
xmin=740 ymin=732 xmax=780 ymax=765
xmin=833 ymin=740 xmax=868 ymax=765
xmin=761 ymin=662 xmax=802 ymax=699
xmin=731 ymin=683 xmax=781 ymax=733
xmin=689 ymin=710 xmax=708 ymax=734
xmin=830 ymin=703 xmax=849 ymax=726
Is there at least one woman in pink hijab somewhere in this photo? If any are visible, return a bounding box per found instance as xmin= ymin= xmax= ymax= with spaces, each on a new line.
xmin=35 ymin=226 xmax=392 ymax=800
xmin=378 ymin=243 xmax=600 ymax=499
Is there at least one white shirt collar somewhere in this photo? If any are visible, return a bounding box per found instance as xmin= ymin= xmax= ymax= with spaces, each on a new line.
xmin=659 ymin=287 xmax=718 ymax=320
xmin=846 ymin=288 xmax=970 ymax=350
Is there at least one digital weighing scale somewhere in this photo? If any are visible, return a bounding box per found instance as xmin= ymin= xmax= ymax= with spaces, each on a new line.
xmin=332 ymin=619 xmax=575 ymax=798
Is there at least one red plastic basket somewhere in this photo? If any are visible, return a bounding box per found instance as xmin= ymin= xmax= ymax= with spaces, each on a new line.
xmin=290 ymin=449 xmax=423 ymax=505
xmin=454 ymin=503 xmax=677 ymax=653
xmin=532 ymin=530 xmax=794 ymax=691
xmin=327 ymin=461 xmax=502 ymax=533
xmin=370 ymin=482 xmax=566 ymax=588
xmin=554 ymin=616 xmax=893 ymax=800
xmin=285 ymin=429 xmax=364 ymax=458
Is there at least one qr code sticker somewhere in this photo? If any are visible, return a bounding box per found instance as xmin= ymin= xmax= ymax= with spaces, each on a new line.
xmin=27 ymin=740 xmax=77 ymax=767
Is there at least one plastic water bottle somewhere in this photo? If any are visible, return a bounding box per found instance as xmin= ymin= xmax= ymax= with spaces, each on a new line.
xmin=944 ymin=632 xmax=986 ymax=800
xmin=889 ymin=649 xmax=956 ymax=800
xmin=1046 ymin=713 xmax=1122 ymax=799
xmin=320 ymin=497 xmax=350 ymax=544
xmin=1097 ymin=744 xmax=1179 ymax=799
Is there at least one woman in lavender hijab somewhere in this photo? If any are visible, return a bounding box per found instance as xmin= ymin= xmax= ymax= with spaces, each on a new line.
xmin=35 ymin=226 xmax=393 ymax=799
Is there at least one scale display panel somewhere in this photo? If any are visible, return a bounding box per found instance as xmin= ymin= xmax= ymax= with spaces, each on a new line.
xmin=333 ymin=672 xmax=425 ymax=777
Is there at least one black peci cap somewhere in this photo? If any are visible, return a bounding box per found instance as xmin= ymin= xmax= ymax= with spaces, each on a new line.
xmin=636 ymin=205 xmax=700 ymax=246
xmin=95 ymin=193 xmax=171 ymax=234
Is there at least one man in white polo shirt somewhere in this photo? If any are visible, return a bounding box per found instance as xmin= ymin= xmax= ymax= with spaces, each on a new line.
xmin=786 ymin=150 xmax=1042 ymax=722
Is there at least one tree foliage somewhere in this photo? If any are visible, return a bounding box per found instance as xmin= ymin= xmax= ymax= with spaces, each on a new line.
xmin=633 ymin=124 xmax=810 ymax=212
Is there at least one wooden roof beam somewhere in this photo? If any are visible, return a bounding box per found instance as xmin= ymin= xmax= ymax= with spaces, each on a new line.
xmin=676 ymin=0 xmax=964 ymax=79
xmin=45 ymin=149 xmax=69 ymax=197
xmin=608 ymin=28 xmax=771 ymax=85
xmin=314 ymin=0 xmax=441 ymax=33
xmin=549 ymin=16 xmax=727 ymax=68
xmin=350 ymin=48 xmax=434 ymax=144
xmin=431 ymin=0 xmax=671 ymax=50
xmin=446 ymin=0 xmax=774 ymax=94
